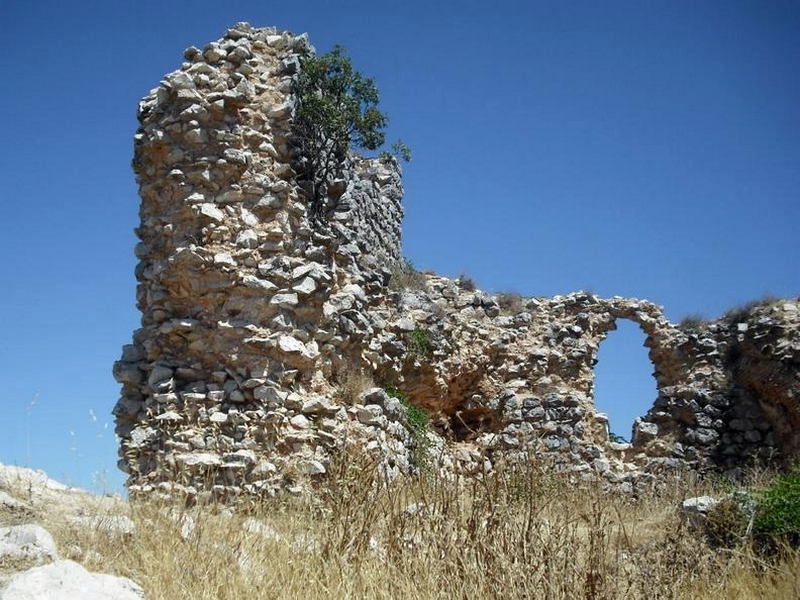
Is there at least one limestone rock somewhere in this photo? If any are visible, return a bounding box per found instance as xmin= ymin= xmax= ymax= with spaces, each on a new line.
xmin=0 ymin=525 xmax=58 ymax=564
xmin=0 ymin=560 xmax=146 ymax=600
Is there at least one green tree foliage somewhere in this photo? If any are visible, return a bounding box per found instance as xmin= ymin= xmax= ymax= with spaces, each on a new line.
xmin=292 ymin=45 xmax=409 ymax=225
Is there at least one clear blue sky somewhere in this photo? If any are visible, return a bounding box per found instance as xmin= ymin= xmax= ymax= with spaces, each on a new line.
xmin=1 ymin=1 xmax=797 ymax=493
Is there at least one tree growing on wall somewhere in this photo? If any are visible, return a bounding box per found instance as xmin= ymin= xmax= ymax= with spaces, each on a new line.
xmin=292 ymin=45 xmax=410 ymax=225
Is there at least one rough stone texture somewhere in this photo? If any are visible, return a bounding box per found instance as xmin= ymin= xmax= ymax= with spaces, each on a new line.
xmin=115 ymin=23 xmax=800 ymax=499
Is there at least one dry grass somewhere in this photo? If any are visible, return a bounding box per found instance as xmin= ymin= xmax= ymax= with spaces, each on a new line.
xmin=331 ymin=368 xmax=376 ymax=405
xmin=36 ymin=457 xmax=800 ymax=600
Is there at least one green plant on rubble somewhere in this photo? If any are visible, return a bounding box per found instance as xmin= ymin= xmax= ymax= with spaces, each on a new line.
xmin=405 ymin=327 xmax=432 ymax=357
xmin=608 ymin=432 xmax=628 ymax=444
xmin=386 ymin=387 xmax=431 ymax=472
xmin=292 ymin=44 xmax=409 ymax=226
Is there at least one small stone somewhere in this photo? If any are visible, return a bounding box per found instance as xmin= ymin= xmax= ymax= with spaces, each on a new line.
xmin=292 ymin=277 xmax=317 ymax=295
xmin=271 ymin=293 xmax=299 ymax=308
xmin=197 ymin=203 xmax=225 ymax=223
xmin=214 ymin=252 xmax=237 ymax=267
xmin=301 ymin=460 xmax=326 ymax=475
xmin=253 ymin=386 xmax=286 ymax=404
xmin=290 ymin=414 xmax=311 ymax=429
xmin=177 ymin=453 xmax=221 ymax=467
xmin=681 ymin=496 xmax=719 ymax=529
xmin=268 ymin=102 xmax=293 ymax=119
xmin=184 ymin=128 xmax=207 ymax=144
xmin=357 ymin=405 xmax=384 ymax=427
xmin=236 ymin=230 xmax=259 ymax=249
xmin=302 ymin=397 xmax=332 ymax=414
xmin=241 ymin=275 xmax=277 ymax=292
xmin=396 ymin=318 xmax=415 ymax=332
xmin=113 ymin=362 xmax=142 ymax=385
xmin=155 ymin=411 xmax=183 ymax=422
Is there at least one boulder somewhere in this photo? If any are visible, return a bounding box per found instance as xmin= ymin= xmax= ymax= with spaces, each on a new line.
xmin=0 ymin=560 xmax=146 ymax=600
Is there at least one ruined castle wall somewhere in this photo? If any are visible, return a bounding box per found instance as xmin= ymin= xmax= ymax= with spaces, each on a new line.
xmin=368 ymin=283 xmax=798 ymax=484
xmin=116 ymin=24 xmax=799 ymax=499
xmin=114 ymin=24 xmax=409 ymax=499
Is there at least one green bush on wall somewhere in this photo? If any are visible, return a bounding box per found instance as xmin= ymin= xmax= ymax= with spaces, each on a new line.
xmin=405 ymin=327 xmax=432 ymax=357
xmin=385 ymin=387 xmax=431 ymax=471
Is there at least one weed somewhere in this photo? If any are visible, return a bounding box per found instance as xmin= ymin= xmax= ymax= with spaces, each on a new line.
xmin=706 ymin=495 xmax=752 ymax=548
xmin=405 ymin=327 xmax=432 ymax=358
xmin=388 ymin=257 xmax=427 ymax=292
xmin=456 ymin=274 xmax=477 ymax=291
xmin=496 ymin=291 xmax=524 ymax=314
xmin=332 ymin=368 xmax=375 ymax=405
xmin=18 ymin=460 xmax=800 ymax=599
xmin=723 ymin=294 xmax=780 ymax=323
xmin=678 ymin=313 xmax=705 ymax=331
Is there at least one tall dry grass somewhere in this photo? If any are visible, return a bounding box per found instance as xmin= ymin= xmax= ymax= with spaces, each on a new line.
xmin=39 ymin=455 xmax=800 ymax=600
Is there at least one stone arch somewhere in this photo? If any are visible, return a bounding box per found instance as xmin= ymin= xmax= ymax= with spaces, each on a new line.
xmin=574 ymin=299 xmax=675 ymax=448
xmin=592 ymin=319 xmax=659 ymax=441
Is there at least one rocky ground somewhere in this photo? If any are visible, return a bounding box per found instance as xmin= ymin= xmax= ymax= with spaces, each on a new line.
xmin=0 ymin=463 xmax=144 ymax=599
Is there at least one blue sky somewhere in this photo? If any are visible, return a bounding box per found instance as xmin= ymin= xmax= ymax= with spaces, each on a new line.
xmin=1 ymin=1 xmax=797 ymax=493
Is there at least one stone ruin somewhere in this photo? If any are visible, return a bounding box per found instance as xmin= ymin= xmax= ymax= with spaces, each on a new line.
xmin=113 ymin=23 xmax=800 ymax=500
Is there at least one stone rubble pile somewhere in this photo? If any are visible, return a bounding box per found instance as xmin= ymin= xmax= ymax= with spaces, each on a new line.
xmin=115 ymin=23 xmax=800 ymax=500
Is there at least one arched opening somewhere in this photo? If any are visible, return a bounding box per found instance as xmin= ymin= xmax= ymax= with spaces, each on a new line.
xmin=593 ymin=319 xmax=658 ymax=443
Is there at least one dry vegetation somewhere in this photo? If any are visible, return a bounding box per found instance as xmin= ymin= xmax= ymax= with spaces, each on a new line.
xmin=5 ymin=457 xmax=799 ymax=600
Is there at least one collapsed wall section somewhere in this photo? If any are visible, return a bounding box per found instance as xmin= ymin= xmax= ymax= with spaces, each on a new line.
xmin=368 ymin=283 xmax=798 ymax=485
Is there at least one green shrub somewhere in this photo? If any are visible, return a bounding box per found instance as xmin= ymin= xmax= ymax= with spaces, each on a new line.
xmin=405 ymin=327 xmax=432 ymax=357
xmin=704 ymin=473 xmax=800 ymax=553
xmin=754 ymin=472 xmax=800 ymax=548
xmin=385 ymin=387 xmax=431 ymax=471
xmin=293 ymin=45 xmax=409 ymax=225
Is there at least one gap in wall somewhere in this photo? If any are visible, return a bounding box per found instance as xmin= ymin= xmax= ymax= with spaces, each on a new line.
xmin=593 ymin=319 xmax=658 ymax=442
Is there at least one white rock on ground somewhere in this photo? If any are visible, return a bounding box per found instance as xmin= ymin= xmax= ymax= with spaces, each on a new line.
xmin=681 ymin=495 xmax=720 ymax=529
xmin=0 ymin=525 xmax=58 ymax=563
xmin=0 ymin=560 xmax=146 ymax=600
